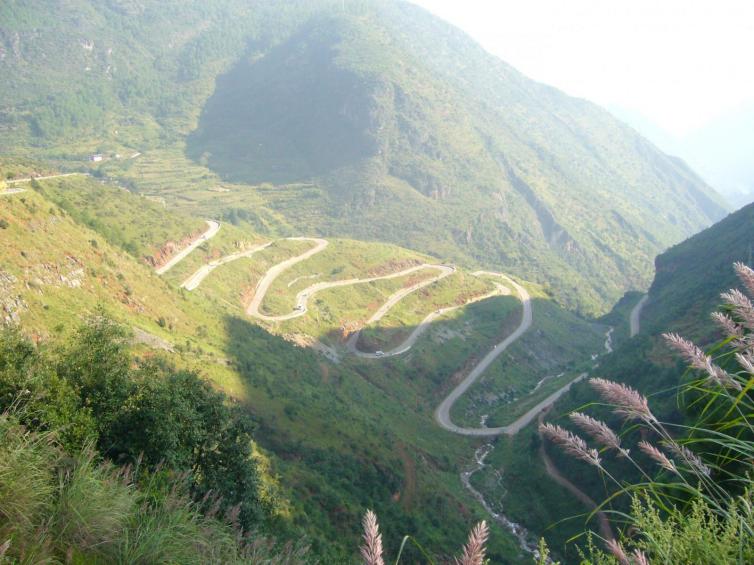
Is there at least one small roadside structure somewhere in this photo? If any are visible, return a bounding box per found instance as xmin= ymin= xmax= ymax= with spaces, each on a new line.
xmin=89 ymin=154 xmax=103 ymax=162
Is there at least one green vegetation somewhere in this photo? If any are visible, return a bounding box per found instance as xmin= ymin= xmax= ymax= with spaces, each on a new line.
xmin=1 ymin=173 xmax=542 ymax=562
xmin=0 ymin=413 xmax=306 ymax=564
xmin=538 ymin=262 xmax=754 ymax=564
xmin=2 ymin=3 xmax=746 ymax=558
xmin=0 ymin=0 xmax=726 ymax=316
xmin=29 ymin=175 xmax=205 ymax=262
xmin=356 ymin=271 xmax=494 ymax=351
xmin=474 ymin=202 xmax=754 ymax=562
xmin=1 ymin=318 xmax=266 ymax=528
xmin=452 ymin=294 xmax=606 ymax=428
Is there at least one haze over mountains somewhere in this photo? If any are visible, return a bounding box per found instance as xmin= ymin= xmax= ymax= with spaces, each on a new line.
xmin=0 ymin=0 xmax=727 ymax=315
xmin=611 ymin=102 xmax=754 ymax=209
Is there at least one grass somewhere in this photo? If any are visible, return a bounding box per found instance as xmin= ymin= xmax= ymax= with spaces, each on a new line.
xmin=1 ymin=178 xmax=534 ymax=561
xmin=357 ymin=271 xmax=496 ymax=351
xmin=0 ymin=412 xmax=308 ymax=564
xmin=29 ymin=175 xmax=206 ymax=263
xmin=451 ymin=291 xmax=607 ymax=428
xmin=2 ymin=172 xmax=646 ymax=563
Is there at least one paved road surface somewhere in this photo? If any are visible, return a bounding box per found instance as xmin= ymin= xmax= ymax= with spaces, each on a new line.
xmin=434 ymin=274 xmax=535 ymax=436
xmin=7 ymin=172 xmax=86 ymax=184
xmin=0 ymin=188 xmax=26 ymax=197
xmin=181 ymin=241 xmax=273 ymax=290
xmin=155 ymin=220 xmax=221 ymax=275
xmin=347 ymin=280 xmax=506 ymax=358
xmin=151 ymin=223 xmax=606 ymax=440
xmin=244 ymin=238 xmax=329 ymax=320
xmin=249 ymin=257 xmax=453 ymax=323
xmin=630 ymin=294 xmax=648 ymax=337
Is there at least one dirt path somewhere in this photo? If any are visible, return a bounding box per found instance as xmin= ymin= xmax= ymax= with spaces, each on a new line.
xmin=537 ymin=411 xmax=614 ymax=541
xmin=7 ymin=172 xmax=87 ymax=184
xmin=0 ymin=188 xmax=26 ymax=196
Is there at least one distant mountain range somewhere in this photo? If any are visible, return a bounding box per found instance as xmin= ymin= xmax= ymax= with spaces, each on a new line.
xmin=610 ymin=102 xmax=754 ymax=209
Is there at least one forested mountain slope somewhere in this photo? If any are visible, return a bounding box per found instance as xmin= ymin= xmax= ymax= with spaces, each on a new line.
xmin=0 ymin=0 xmax=726 ymax=315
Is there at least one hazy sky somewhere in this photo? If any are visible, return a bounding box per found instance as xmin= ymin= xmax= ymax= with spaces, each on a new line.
xmin=410 ymin=0 xmax=754 ymax=137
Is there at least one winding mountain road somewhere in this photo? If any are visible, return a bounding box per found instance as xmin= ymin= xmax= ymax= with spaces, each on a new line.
xmin=249 ymin=256 xmax=453 ymax=323
xmin=434 ymin=274 xmax=535 ymax=436
xmin=158 ymin=222 xmax=599 ymax=439
xmin=344 ymin=264 xmax=456 ymax=357
xmin=155 ymin=220 xmax=221 ymax=275
xmin=181 ymin=241 xmax=273 ymax=290
xmin=347 ymin=281 xmax=507 ymax=358
xmin=0 ymin=188 xmax=26 ymax=197
xmin=630 ymin=294 xmax=648 ymax=337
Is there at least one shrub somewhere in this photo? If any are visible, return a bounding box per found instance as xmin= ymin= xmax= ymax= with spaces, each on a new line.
xmin=1 ymin=313 xmax=266 ymax=533
xmin=0 ymin=412 xmax=308 ymax=564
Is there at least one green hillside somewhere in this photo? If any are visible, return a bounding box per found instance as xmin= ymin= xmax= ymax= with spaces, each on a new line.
xmin=471 ymin=202 xmax=754 ymax=560
xmin=0 ymin=173 xmax=610 ymax=562
xmin=0 ymin=0 xmax=726 ymax=316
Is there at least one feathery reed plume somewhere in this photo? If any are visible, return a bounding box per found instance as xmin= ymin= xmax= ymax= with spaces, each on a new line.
xmin=663 ymin=441 xmax=711 ymax=477
xmin=606 ymin=539 xmax=630 ymax=565
xmin=638 ymin=441 xmax=677 ymax=474
xmin=539 ymin=423 xmax=601 ymax=467
xmin=569 ymin=412 xmax=625 ymax=454
xmin=589 ymin=378 xmax=655 ymax=422
xmin=0 ymin=539 xmax=10 ymax=559
xmin=734 ymin=261 xmax=754 ymax=297
xmin=360 ymin=510 xmax=385 ymax=565
xmin=707 ymin=363 xmax=742 ymax=390
xmin=663 ymin=333 xmax=709 ymax=370
xmin=721 ymin=289 xmax=754 ymax=330
xmin=663 ymin=333 xmax=741 ymax=390
xmin=711 ymin=311 xmax=744 ymax=342
xmin=736 ymin=352 xmax=754 ymax=374
xmin=633 ymin=549 xmax=650 ymax=565
xmin=455 ymin=521 xmax=489 ymax=565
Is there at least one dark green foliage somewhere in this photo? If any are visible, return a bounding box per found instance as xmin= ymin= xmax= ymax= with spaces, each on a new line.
xmin=57 ymin=314 xmax=133 ymax=433
xmin=648 ymin=202 xmax=754 ymax=339
xmin=109 ymin=360 xmax=264 ymax=527
xmin=0 ymin=314 xmax=265 ymax=531
xmin=0 ymin=412 xmax=309 ymax=564
xmin=0 ymin=327 xmax=96 ymax=449
xmin=29 ymin=85 xmax=109 ymax=138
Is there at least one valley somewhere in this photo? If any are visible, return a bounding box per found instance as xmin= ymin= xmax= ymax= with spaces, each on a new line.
xmin=1 ymin=2 xmax=749 ymax=563
xmin=0 ymin=172 xmax=610 ymax=562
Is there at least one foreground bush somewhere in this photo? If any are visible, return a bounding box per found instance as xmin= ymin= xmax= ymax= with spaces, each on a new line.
xmin=0 ymin=412 xmax=308 ymax=564
xmin=1 ymin=314 xmax=265 ymax=531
